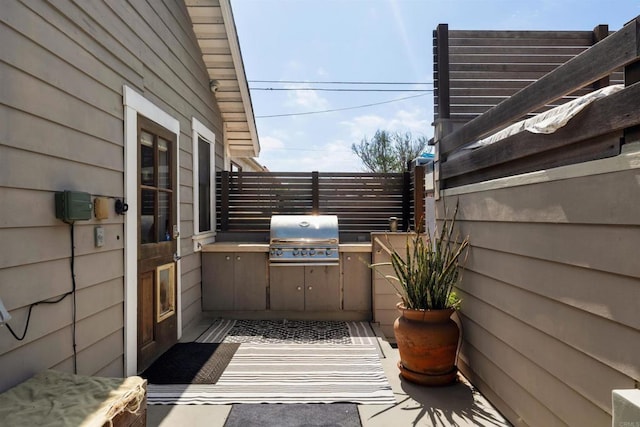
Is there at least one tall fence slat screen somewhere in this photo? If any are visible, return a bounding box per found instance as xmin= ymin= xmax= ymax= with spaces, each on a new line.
xmin=217 ymin=171 xmax=411 ymax=236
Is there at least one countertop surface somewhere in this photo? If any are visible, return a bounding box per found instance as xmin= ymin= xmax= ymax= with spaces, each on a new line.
xmin=201 ymin=242 xmax=372 ymax=253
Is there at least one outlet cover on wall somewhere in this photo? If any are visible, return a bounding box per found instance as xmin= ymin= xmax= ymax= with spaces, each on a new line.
xmin=95 ymin=226 xmax=105 ymax=248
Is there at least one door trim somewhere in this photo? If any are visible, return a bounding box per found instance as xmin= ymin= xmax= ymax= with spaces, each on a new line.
xmin=123 ymin=85 xmax=181 ymax=375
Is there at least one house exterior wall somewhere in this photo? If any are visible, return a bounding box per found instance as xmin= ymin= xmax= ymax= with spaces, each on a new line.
xmin=0 ymin=0 xmax=224 ymax=390
xmin=441 ymin=143 xmax=640 ymax=426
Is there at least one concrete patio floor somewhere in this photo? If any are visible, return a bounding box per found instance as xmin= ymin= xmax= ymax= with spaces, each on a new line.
xmin=148 ymin=318 xmax=510 ymax=427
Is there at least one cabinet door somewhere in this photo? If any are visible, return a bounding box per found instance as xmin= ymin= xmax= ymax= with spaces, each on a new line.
xmin=342 ymin=253 xmax=372 ymax=312
xmin=305 ymin=265 xmax=340 ymax=311
xmin=201 ymin=253 xmax=234 ymax=310
xmin=270 ymin=266 xmax=305 ymax=311
xmin=234 ymin=253 xmax=267 ymax=310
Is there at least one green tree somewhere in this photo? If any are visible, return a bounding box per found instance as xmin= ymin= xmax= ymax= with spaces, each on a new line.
xmin=351 ymin=130 xmax=429 ymax=173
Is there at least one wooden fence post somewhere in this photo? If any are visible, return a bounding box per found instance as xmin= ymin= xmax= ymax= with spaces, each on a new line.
xmin=592 ymin=24 xmax=610 ymax=89
xmin=624 ymin=58 xmax=640 ymax=146
xmin=402 ymin=171 xmax=411 ymax=231
xmin=413 ymin=165 xmax=426 ymax=232
xmin=312 ymin=171 xmax=319 ymax=214
xmin=220 ymin=170 xmax=229 ymax=231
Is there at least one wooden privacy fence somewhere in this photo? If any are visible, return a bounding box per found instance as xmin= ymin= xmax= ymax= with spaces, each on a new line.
xmin=216 ymin=169 xmax=426 ymax=237
xmin=433 ymin=18 xmax=640 ymax=189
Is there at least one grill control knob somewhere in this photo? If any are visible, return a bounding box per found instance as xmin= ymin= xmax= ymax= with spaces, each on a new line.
xmin=325 ymin=248 xmax=333 ymax=256
xmin=293 ymin=249 xmax=299 ymax=256
xmin=301 ymin=249 xmax=308 ymax=256
xmin=309 ymin=249 xmax=316 ymax=256
xmin=275 ymin=249 xmax=283 ymax=257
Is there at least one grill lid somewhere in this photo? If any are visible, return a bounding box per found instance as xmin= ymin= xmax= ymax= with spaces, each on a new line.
xmin=270 ymin=215 xmax=339 ymax=245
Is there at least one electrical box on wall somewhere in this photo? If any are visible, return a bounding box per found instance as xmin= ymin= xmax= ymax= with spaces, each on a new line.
xmin=55 ymin=191 xmax=92 ymax=223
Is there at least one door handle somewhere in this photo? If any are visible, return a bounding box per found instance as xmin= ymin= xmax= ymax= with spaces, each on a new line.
xmin=173 ymin=253 xmax=182 ymax=262
xmin=172 ymin=225 xmax=180 ymax=239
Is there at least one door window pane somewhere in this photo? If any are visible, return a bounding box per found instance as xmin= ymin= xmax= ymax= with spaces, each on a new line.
xmin=140 ymin=132 xmax=154 ymax=186
xmin=158 ymin=138 xmax=170 ymax=189
xmin=198 ymin=137 xmax=211 ymax=232
xmin=141 ymin=189 xmax=155 ymax=244
xmin=158 ymin=191 xmax=171 ymax=241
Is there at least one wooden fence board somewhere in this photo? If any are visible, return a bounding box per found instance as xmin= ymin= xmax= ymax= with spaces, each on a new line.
xmin=440 ymin=18 xmax=640 ymax=156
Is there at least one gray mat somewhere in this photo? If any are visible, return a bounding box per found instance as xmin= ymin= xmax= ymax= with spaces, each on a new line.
xmin=224 ymin=404 xmax=361 ymax=427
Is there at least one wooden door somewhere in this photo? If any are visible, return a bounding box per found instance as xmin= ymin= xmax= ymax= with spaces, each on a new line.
xmin=305 ymin=266 xmax=340 ymax=311
xmin=233 ymin=253 xmax=267 ymax=310
xmin=270 ymin=266 xmax=305 ymax=311
xmin=137 ymin=115 xmax=178 ymax=372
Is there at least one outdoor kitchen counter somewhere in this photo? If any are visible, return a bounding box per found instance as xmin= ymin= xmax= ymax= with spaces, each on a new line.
xmin=201 ymin=243 xmax=269 ymax=252
xmin=201 ymin=242 xmax=372 ymax=252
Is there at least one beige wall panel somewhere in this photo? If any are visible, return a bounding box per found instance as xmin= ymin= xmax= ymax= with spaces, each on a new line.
xmin=0 ymin=226 xmax=123 ymax=269
xmin=375 ymin=294 xmax=401 ymax=310
xmin=456 ymin=169 xmax=640 ymax=226
xmin=19 ymin=0 xmax=144 ymax=81
xmin=181 ymin=267 xmax=202 ymax=293
xmin=459 ymin=342 xmax=565 ymax=427
xmin=1 ymin=25 xmax=123 ymax=119
xmin=94 ymin=355 xmax=124 ymax=378
xmin=458 ymin=221 xmax=640 ymax=278
xmin=0 ymin=296 xmax=74 ymax=354
xmin=0 ymin=326 xmax=74 ymax=391
xmin=463 ymin=317 xmax=610 ymax=425
xmin=180 ymin=185 xmax=194 ymax=204
xmin=180 ymin=221 xmax=195 ymax=241
xmin=129 ymin=1 xmax=207 ymax=80
xmin=467 ymin=246 xmax=640 ymax=330
xmin=182 ymin=283 xmax=202 ymax=311
xmin=1 ymin=146 xmax=123 ymax=195
xmin=0 ymin=251 xmax=123 ymax=311
xmin=75 ymin=330 xmax=124 ymax=377
xmin=180 ymin=252 xmax=201 ymax=276
xmin=2 ymin=65 xmax=123 ymax=146
xmin=2 ymin=0 xmax=143 ymax=86
xmin=459 ymin=270 xmax=640 ymax=379
xmin=75 ymin=278 xmax=124 ymax=321
xmin=180 ymin=148 xmax=194 ymax=171
xmin=180 ymin=203 xmax=195 ymax=223
xmin=74 ymin=304 xmax=123 ymax=353
xmin=182 ymin=298 xmax=203 ymax=331
xmin=458 ymin=292 xmax=634 ymax=413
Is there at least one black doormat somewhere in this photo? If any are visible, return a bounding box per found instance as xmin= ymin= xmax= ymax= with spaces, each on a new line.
xmin=224 ymin=403 xmax=362 ymax=427
xmin=141 ymin=342 xmax=239 ymax=384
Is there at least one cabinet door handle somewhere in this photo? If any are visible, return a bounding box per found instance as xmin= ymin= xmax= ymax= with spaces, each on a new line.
xmin=308 ymin=286 xmax=313 ymax=290
xmin=236 ymin=256 xmax=241 ymax=261
xmin=225 ymin=256 xmax=231 ymax=261
xmin=347 ymin=256 xmax=351 ymax=261
xmin=296 ymin=286 xmax=302 ymax=291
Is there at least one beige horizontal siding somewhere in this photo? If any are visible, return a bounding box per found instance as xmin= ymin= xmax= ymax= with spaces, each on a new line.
xmin=444 ymin=164 xmax=640 ymax=426
xmin=1 ymin=0 xmax=225 ymax=389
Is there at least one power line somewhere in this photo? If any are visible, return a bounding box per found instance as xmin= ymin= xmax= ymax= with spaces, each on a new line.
xmin=255 ymin=92 xmax=430 ymax=119
xmin=249 ymin=80 xmax=434 ymax=85
xmin=251 ymin=87 xmax=433 ymax=92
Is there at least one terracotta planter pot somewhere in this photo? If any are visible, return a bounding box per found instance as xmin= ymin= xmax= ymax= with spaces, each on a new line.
xmin=393 ymin=302 xmax=459 ymax=386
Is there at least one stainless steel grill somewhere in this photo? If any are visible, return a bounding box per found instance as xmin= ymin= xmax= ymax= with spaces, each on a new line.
xmin=269 ymin=215 xmax=339 ymax=265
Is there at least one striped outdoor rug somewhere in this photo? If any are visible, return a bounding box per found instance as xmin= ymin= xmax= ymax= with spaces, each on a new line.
xmin=147 ymin=344 xmax=394 ymax=404
xmin=147 ymin=320 xmax=394 ymax=405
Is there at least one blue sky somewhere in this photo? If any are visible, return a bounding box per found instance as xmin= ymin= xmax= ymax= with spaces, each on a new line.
xmin=230 ymin=0 xmax=639 ymax=171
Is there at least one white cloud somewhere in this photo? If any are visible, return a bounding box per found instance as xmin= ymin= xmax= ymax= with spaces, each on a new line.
xmin=340 ymin=107 xmax=430 ymax=141
xmin=259 ymin=135 xmax=285 ymax=150
xmin=285 ymin=86 xmax=330 ymax=111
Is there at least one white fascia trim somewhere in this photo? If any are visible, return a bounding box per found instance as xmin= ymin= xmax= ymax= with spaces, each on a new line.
xmin=219 ymin=0 xmax=260 ymax=157
xmin=122 ymin=85 xmax=182 ymax=375
xmin=192 ymin=117 xmax=216 ymax=252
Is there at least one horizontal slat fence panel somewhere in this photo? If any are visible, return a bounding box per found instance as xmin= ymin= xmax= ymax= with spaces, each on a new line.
xmin=433 ymin=25 xmax=620 ymax=127
xmin=434 ymin=19 xmax=640 ymax=189
xmin=217 ymin=171 xmax=411 ymax=234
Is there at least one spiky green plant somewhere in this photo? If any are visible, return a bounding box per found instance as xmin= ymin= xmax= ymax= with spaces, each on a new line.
xmin=372 ymin=205 xmax=469 ymax=310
